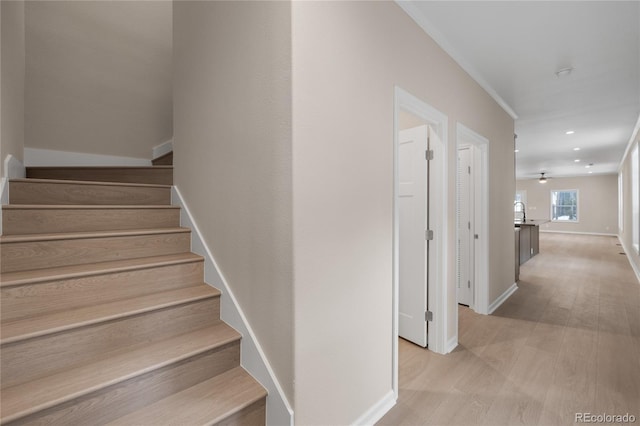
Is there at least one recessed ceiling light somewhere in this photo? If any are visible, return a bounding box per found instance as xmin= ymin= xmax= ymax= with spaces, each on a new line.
xmin=555 ymin=67 xmax=574 ymax=78
xmin=573 ymin=147 xmax=580 ymax=151
xmin=566 ymin=131 xmax=575 ymax=135
xmin=585 ymin=165 xmax=591 ymax=168
xmin=588 ymin=171 xmax=593 ymax=174
xmin=574 ymin=159 xmax=580 ymax=163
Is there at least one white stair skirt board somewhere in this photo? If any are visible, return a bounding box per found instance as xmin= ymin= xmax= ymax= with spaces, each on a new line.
xmin=619 ymin=236 xmax=640 ymax=285
xmin=1 ymin=154 xmax=26 ymax=234
xmin=153 ymin=140 xmax=173 ymax=160
xmin=488 ymin=283 xmax=518 ymax=315
xmin=171 ymin=187 xmax=293 ymax=426
xmin=24 ymin=148 xmax=152 ymax=167
xmin=351 ymin=390 xmax=396 ymax=426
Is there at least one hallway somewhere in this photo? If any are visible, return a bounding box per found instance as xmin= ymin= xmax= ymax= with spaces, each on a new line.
xmin=379 ymin=233 xmax=640 ymax=425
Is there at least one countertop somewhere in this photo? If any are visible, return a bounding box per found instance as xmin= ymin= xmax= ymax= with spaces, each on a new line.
xmin=514 ymin=219 xmax=550 ymax=226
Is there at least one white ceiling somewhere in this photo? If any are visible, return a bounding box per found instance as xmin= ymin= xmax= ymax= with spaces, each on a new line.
xmin=399 ymin=1 xmax=640 ymax=179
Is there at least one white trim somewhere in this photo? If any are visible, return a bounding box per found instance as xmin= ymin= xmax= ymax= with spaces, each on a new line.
xmin=1 ymin=155 xmax=26 ymax=235
xmin=488 ymin=283 xmax=518 ymax=315
xmin=153 ymin=139 xmax=173 ymax=160
xmin=540 ymin=230 xmax=618 ymax=237
xmin=351 ymin=390 xmax=396 ymax=426
xmin=393 ymin=86 xmax=449 ymax=399
xmin=455 ymin=123 xmax=490 ymax=315
xmin=618 ymin=113 xmax=640 ymax=172
xmin=446 ymin=335 xmax=458 ymax=353
xmin=171 ymin=186 xmax=294 ymax=426
xmin=619 ymin=235 xmax=640 ymax=285
xmin=24 ymin=147 xmax=151 ymax=167
xmin=395 ymin=1 xmax=518 ymax=120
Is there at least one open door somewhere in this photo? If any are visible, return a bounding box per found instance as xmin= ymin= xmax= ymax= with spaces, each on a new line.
xmin=457 ymin=147 xmax=473 ymax=306
xmin=398 ymin=125 xmax=429 ymax=347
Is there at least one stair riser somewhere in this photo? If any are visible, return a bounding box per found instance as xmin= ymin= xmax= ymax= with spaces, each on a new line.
xmin=1 ymin=261 xmax=205 ymax=322
xmin=5 ymin=343 xmax=240 ymax=426
xmin=1 ymin=232 xmax=191 ymax=273
xmin=152 ymin=152 xmax=173 ymax=166
xmin=9 ymin=180 xmax=171 ymax=205
xmin=2 ymin=208 xmax=180 ymax=235
xmin=26 ymin=167 xmax=173 ymax=185
xmin=1 ymin=298 xmax=221 ymax=388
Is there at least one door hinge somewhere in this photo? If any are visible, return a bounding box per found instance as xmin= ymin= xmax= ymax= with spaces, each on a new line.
xmin=468 ymin=280 xmax=471 ymax=288
xmin=425 ymin=229 xmax=434 ymax=240
xmin=468 ymin=221 xmax=471 ymax=230
xmin=468 ymin=166 xmax=471 ymax=174
xmin=425 ymin=311 xmax=433 ymax=322
xmin=426 ymin=150 xmax=434 ymax=161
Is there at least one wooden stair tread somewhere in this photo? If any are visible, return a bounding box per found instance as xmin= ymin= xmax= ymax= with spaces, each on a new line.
xmin=3 ymin=204 xmax=180 ymax=210
xmin=10 ymin=177 xmax=171 ymax=188
xmin=0 ymin=253 xmax=203 ymax=287
xmin=0 ymin=227 xmax=189 ymax=244
xmin=1 ymin=285 xmax=220 ymax=344
xmin=106 ymin=367 xmax=266 ymax=426
xmin=0 ymin=323 xmax=240 ymax=424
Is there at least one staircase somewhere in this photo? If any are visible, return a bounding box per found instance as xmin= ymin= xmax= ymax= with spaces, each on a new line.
xmin=0 ymin=161 xmax=267 ymax=425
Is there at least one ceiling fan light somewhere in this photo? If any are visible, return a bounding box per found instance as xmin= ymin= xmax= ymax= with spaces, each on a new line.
xmin=539 ymin=178 xmax=547 ymax=183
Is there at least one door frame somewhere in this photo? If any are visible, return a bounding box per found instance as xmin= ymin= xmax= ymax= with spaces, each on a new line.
xmin=455 ymin=123 xmax=489 ymax=316
xmin=393 ymin=86 xmax=448 ymax=398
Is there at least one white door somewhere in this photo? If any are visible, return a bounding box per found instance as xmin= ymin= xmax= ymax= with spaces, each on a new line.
xmin=457 ymin=147 xmax=473 ymax=306
xmin=398 ymin=125 xmax=429 ymax=347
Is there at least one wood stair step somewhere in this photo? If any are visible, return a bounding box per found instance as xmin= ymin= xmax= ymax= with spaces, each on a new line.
xmin=0 ymin=228 xmax=191 ymax=273
xmin=107 ymin=367 xmax=267 ymax=426
xmin=0 ymin=323 xmax=241 ymax=425
xmin=0 ymin=252 xmax=203 ymax=288
xmin=1 ymin=285 xmax=222 ymax=389
xmin=1 ymin=253 xmax=205 ymax=322
xmin=9 ymin=178 xmax=171 ymax=205
xmin=26 ymin=166 xmax=173 ymax=185
xmin=1 ymin=284 xmax=220 ymax=345
xmin=2 ymin=204 xmax=181 ymax=235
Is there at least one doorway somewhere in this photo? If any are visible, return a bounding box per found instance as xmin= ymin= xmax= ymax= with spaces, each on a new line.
xmin=455 ymin=123 xmax=489 ymax=315
xmin=393 ymin=87 xmax=448 ymax=398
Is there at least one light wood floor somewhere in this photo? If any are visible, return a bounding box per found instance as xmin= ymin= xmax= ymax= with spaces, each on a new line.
xmin=379 ymin=233 xmax=640 ymax=425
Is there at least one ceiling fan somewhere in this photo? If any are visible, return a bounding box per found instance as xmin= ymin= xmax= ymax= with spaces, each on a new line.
xmin=538 ymin=172 xmax=551 ymax=184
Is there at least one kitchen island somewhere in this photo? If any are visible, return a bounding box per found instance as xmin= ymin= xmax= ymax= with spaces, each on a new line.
xmin=515 ymin=219 xmax=549 ymax=265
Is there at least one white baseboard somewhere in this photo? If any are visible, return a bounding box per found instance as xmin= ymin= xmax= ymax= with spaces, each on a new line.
xmin=446 ymin=335 xmax=458 ymax=353
xmin=152 ymin=140 xmax=173 ymax=159
xmin=171 ymin=186 xmax=293 ymax=426
xmin=488 ymin=283 xmax=518 ymax=314
xmin=24 ymin=147 xmax=151 ymax=167
xmin=619 ymin=235 xmax=640 ymax=285
xmin=352 ymin=390 xmax=396 ymax=426
xmin=1 ymin=154 xmax=26 ymax=235
xmin=540 ymin=230 xmax=617 ymax=237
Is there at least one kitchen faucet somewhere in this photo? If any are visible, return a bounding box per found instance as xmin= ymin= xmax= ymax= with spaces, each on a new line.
xmin=514 ymin=201 xmax=526 ymax=222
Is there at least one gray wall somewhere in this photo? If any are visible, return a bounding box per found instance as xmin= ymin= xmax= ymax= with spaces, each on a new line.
xmin=292 ymin=2 xmax=515 ymax=424
xmin=1 ymin=0 xmax=25 ymax=176
xmin=173 ymin=0 xmax=293 ymax=403
xmin=517 ymin=174 xmax=618 ymax=235
xmin=25 ymin=1 xmax=172 ymax=159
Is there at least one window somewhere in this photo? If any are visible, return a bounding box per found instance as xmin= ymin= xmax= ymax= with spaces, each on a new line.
xmin=551 ymin=189 xmax=578 ymax=222
xmin=514 ymin=190 xmax=526 ymax=220
xmin=618 ymin=171 xmax=624 ymax=233
xmin=632 ymin=145 xmax=639 ymax=253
